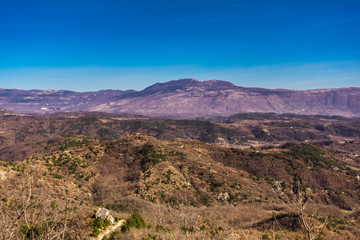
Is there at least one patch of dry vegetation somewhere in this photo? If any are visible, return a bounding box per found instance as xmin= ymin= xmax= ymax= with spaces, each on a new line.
xmin=0 ymin=132 xmax=359 ymax=239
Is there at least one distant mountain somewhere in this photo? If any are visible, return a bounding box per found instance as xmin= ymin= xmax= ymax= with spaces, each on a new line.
xmin=1 ymin=79 xmax=360 ymax=118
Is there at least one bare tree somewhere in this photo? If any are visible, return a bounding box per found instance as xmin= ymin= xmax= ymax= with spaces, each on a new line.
xmin=0 ymin=167 xmax=81 ymax=240
xmin=271 ymin=184 xmax=327 ymax=240
xmin=168 ymin=207 xmax=200 ymax=240
xmin=295 ymin=188 xmax=327 ymax=240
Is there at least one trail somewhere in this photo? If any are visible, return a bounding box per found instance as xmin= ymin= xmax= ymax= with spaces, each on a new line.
xmin=96 ymin=219 xmax=126 ymax=240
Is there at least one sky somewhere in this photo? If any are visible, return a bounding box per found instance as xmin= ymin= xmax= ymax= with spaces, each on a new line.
xmin=0 ymin=0 xmax=359 ymax=91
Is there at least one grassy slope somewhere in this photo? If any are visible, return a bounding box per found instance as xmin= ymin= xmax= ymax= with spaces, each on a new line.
xmin=1 ymin=133 xmax=359 ymax=239
xmin=0 ymin=112 xmax=360 ymax=239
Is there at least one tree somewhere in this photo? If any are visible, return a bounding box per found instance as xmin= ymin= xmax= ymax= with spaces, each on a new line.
xmin=273 ymin=184 xmax=327 ymax=240
xmin=0 ymin=167 xmax=81 ymax=240
xmin=295 ymin=187 xmax=327 ymax=240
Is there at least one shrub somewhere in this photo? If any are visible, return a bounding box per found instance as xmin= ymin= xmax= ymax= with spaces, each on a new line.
xmin=121 ymin=223 xmax=130 ymax=233
xmin=127 ymin=212 xmax=146 ymax=229
xmin=142 ymin=234 xmax=159 ymax=240
xmin=262 ymin=234 xmax=270 ymax=240
xmin=156 ymin=225 xmax=169 ymax=232
xmin=199 ymin=193 xmax=211 ymax=206
xmin=20 ymin=224 xmax=45 ymax=239
xmin=121 ymin=212 xmax=146 ymax=233
xmin=139 ymin=144 xmax=166 ymax=171
xmin=50 ymin=173 xmax=64 ymax=179
xmin=89 ymin=217 xmax=111 ymax=237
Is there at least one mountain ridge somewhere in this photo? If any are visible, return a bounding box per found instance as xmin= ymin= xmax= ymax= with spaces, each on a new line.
xmin=1 ymin=79 xmax=360 ymax=118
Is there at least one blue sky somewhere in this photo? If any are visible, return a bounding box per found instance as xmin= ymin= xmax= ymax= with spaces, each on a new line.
xmin=0 ymin=0 xmax=359 ymax=91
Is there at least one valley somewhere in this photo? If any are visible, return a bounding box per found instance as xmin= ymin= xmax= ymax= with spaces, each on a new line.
xmin=0 ymin=110 xmax=359 ymax=239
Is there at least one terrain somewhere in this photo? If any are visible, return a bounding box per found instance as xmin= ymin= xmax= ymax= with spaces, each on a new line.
xmin=0 ymin=111 xmax=360 ymax=239
xmin=1 ymin=110 xmax=360 ymax=161
xmin=1 ymin=79 xmax=360 ymax=118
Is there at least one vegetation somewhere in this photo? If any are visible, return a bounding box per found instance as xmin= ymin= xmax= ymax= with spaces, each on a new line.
xmin=139 ymin=144 xmax=166 ymax=171
xmin=121 ymin=213 xmax=146 ymax=233
xmin=90 ymin=217 xmax=111 ymax=237
xmin=0 ymin=112 xmax=359 ymax=239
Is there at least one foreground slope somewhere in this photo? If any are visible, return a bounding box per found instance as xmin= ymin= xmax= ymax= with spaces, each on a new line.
xmin=1 ymin=133 xmax=360 ymax=239
xmin=0 ymin=112 xmax=359 ymax=239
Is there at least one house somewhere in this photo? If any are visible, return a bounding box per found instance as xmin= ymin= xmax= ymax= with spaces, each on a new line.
xmin=95 ymin=208 xmax=115 ymax=224
xmin=109 ymin=215 xmax=115 ymax=224
xmin=96 ymin=208 xmax=110 ymax=219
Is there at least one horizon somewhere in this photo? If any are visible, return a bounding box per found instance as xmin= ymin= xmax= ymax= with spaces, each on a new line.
xmin=1 ymin=0 xmax=359 ymax=91
xmin=1 ymin=77 xmax=360 ymax=92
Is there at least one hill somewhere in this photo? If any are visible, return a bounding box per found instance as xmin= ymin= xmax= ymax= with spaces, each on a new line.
xmin=1 ymin=132 xmax=360 ymax=239
xmin=0 ymin=112 xmax=360 ymax=239
xmin=1 ymin=111 xmax=360 ymax=162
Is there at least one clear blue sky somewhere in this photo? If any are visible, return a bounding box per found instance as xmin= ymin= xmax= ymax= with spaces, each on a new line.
xmin=0 ymin=0 xmax=359 ymax=91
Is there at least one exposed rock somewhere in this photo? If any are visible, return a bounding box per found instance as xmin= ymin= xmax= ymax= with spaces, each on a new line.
xmin=218 ymin=192 xmax=230 ymax=201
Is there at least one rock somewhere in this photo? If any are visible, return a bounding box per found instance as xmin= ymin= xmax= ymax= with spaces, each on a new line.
xmin=218 ymin=192 xmax=230 ymax=201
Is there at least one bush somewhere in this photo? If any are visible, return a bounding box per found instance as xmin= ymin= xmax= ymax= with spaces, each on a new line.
xmin=199 ymin=193 xmax=211 ymax=206
xmin=286 ymin=143 xmax=336 ymax=167
xmin=50 ymin=173 xmax=64 ymax=179
xmin=262 ymin=234 xmax=270 ymax=240
xmin=121 ymin=212 xmax=146 ymax=233
xmin=127 ymin=212 xmax=146 ymax=229
xmin=20 ymin=224 xmax=45 ymax=239
xmin=142 ymin=234 xmax=159 ymax=240
xmin=121 ymin=223 xmax=130 ymax=233
xmin=139 ymin=145 xmax=166 ymax=171
xmin=89 ymin=217 xmax=111 ymax=237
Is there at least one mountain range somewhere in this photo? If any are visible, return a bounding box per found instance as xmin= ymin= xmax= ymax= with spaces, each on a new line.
xmin=1 ymin=78 xmax=359 ymax=118
xmin=1 ymin=80 xmax=360 ymax=239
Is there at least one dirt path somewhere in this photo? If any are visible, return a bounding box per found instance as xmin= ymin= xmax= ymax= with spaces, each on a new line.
xmin=96 ymin=219 xmax=126 ymax=240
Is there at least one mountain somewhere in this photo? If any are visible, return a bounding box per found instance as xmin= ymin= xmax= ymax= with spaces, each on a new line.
xmin=1 ymin=79 xmax=360 ymax=118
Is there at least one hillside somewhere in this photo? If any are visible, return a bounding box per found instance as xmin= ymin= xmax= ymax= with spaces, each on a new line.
xmin=1 ymin=130 xmax=360 ymax=239
xmin=0 ymin=112 xmax=360 ymax=239
xmin=1 ymin=79 xmax=360 ymax=118
xmin=1 ymin=111 xmax=360 ymax=162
